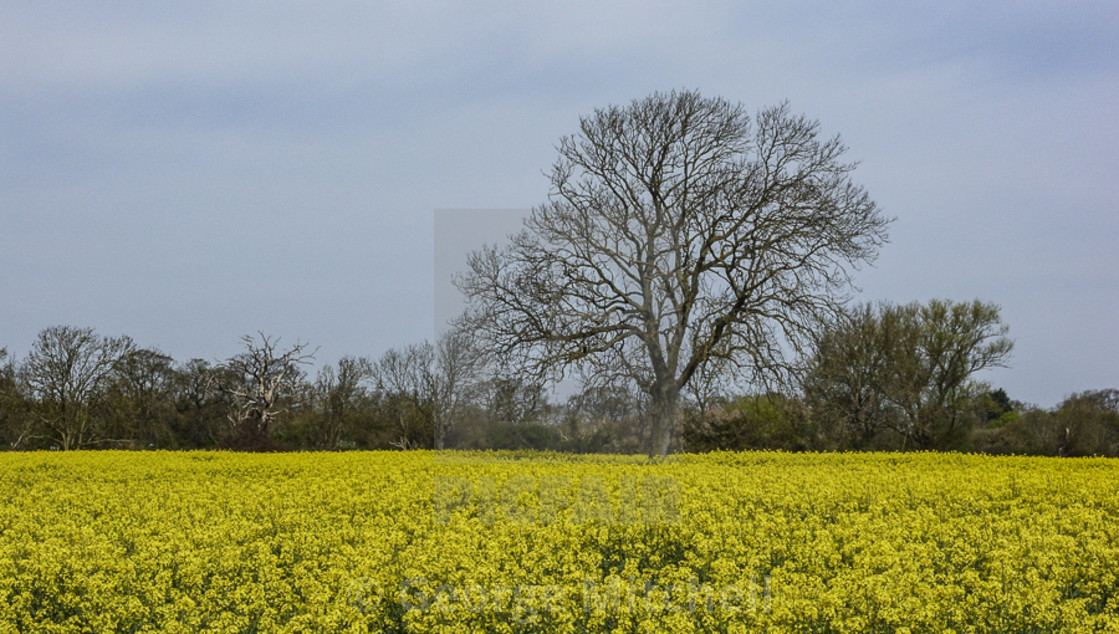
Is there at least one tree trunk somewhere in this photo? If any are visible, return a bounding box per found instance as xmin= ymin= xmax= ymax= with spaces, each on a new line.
xmin=434 ymin=420 xmax=445 ymax=451
xmin=648 ymin=383 xmax=679 ymax=457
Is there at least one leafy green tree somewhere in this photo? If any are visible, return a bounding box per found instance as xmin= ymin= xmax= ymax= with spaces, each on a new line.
xmin=804 ymin=300 xmax=1013 ymax=450
xmin=1053 ymin=389 xmax=1119 ymax=456
xmin=976 ymin=387 xmax=1018 ymax=429
xmin=976 ymin=391 xmax=1119 ymax=457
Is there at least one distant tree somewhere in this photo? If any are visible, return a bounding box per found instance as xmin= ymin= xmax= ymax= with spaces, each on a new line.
xmin=103 ymin=347 xmax=178 ymax=447
xmin=975 ymin=387 xmax=1017 ymax=429
xmin=1053 ymin=389 xmax=1119 ymax=456
xmin=213 ymin=333 xmax=315 ymax=450
xmin=308 ymin=356 xmax=375 ymax=450
xmin=0 ymin=347 xmax=33 ymax=449
xmin=20 ymin=326 xmax=135 ymax=450
xmin=171 ymin=358 xmax=230 ymax=448
xmin=974 ymin=390 xmax=1119 ymax=457
xmin=564 ymin=383 xmax=644 ymax=429
xmin=985 ymin=388 xmax=1013 ymax=418
xmin=374 ymin=329 xmax=484 ymax=450
xmin=432 ymin=329 xmax=486 ymax=449
xmin=802 ymin=303 xmax=898 ymax=447
xmin=560 ymin=383 xmax=646 ymax=453
xmin=804 ymin=300 xmax=1013 ymax=449
xmin=373 ymin=343 xmax=433 ymax=449
xmin=889 ymin=300 xmax=1014 ymax=448
xmin=477 ymin=374 xmax=551 ymax=427
xmin=482 ymin=420 xmax=562 ymax=451
xmin=457 ymin=90 xmax=890 ymax=456
xmin=682 ymin=392 xmax=815 ymax=452
xmin=681 ymin=353 xmax=735 ymax=416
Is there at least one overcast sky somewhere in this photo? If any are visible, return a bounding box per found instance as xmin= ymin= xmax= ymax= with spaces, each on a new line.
xmin=2 ymin=2 xmax=1116 ymax=407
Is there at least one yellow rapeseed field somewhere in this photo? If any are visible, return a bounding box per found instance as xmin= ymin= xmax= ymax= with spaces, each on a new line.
xmin=1 ymin=450 xmax=1117 ymax=632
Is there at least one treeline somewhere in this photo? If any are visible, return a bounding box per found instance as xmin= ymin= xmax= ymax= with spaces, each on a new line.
xmin=2 ymin=303 xmax=1116 ymax=456
xmin=689 ymin=299 xmax=1118 ymax=457
xmin=681 ymin=389 xmax=1119 ymax=457
xmin=0 ymin=327 xmax=647 ymax=453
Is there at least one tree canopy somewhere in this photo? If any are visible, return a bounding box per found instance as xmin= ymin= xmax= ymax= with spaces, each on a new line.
xmin=458 ymin=90 xmax=891 ymax=455
xmin=804 ymin=299 xmax=1014 ymax=449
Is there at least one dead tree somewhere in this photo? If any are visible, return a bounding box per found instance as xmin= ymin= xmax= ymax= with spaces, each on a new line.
xmin=213 ymin=333 xmax=316 ymax=448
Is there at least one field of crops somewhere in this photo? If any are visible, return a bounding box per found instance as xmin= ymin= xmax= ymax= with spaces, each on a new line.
xmin=1 ymin=450 xmax=1117 ymax=633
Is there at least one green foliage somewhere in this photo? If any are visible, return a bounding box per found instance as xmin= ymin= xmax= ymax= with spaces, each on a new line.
xmin=969 ymin=391 xmax=1119 ymax=457
xmin=982 ymin=388 xmax=1013 ymax=421
xmin=682 ymin=394 xmax=817 ymax=452
xmin=803 ymin=300 xmax=1013 ymax=450
xmin=1053 ymin=389 xmax=1119 ymax=456
xmin=989 ymin=409 xmax=1020 ymax=429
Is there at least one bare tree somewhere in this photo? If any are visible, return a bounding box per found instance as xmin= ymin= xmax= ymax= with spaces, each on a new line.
xmin=374 ymin=329 xmax=483 ymax=450
xmin=172 ymin=358 xmax=230 ymax=448
xmin=311 ymin=356 xmax=374 ymax=450
xmin=457 ymin=90 xmax=890 ymax=456
xmin=432 ymin=328 xmax=485 ymax=448
xmin=213 ymin=333 xmax=316 ymax=448
xmin=374 ymin=341 xmax=434 ymax=449
xmin=20 ymin=326 xmax=135 ymax=450
xmin=106 ymin=347 xmax=177 ymax=447
xmin=477 ymin=373 xmax=551 ymax=427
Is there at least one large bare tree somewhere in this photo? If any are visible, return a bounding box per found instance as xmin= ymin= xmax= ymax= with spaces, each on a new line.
xmin=457 ymin=90 xmax=891 ymax=456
